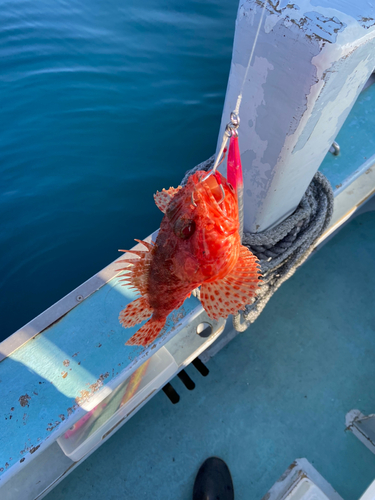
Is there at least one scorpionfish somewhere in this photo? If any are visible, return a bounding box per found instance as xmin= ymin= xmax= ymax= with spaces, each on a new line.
xmin=117 ymin=170 xmax=261 ymax=347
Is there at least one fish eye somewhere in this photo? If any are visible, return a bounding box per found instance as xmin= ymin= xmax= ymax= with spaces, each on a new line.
xmin=174 ymin=219 xmax=196 ymax=240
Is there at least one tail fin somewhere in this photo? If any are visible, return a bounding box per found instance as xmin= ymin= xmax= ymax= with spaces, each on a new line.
xmin=119 ymin=297 xmax=153 ymax=328
xmin=125 ymin=316 xmax=166 ymax=347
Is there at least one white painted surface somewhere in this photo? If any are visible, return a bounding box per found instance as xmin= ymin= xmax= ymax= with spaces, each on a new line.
xmin=359 ymin=481 xmax=375 ymax=500
xmin=285 ymin=478 xmax=329 ymax=500
xmin=217 ymin=0 xmax=375 ymax=232
xmin=261 ymin=458 xmax=344 ymax=500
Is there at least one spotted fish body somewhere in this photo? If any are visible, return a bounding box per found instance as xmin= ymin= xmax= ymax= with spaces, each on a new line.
xmin=118 ymin=170 xmax=261 ymax=347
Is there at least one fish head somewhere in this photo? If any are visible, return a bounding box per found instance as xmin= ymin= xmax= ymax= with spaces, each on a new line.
xmin=164 ymin=170 xmax=240 ymax=283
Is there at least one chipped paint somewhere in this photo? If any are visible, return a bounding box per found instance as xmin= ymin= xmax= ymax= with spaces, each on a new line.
xmin=0 ymin=266 xmax=202 ymax=479
xmin=218 ymin=0 xmax=375 ymax=232
xmin=18 ymin=395 xmax=31 ymax=408
xmin=75 ymin=373 xmax=110 ymax=406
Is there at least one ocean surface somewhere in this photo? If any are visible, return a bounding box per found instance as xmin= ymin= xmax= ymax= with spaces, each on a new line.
xmin=0 ymin=0 xmax=237 ymax=341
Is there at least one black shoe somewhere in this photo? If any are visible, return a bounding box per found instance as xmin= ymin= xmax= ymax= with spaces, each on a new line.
xmin=193 ymin=457 xmax=234 ymax=500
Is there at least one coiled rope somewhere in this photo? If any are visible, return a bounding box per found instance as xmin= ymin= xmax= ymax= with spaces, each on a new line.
xmin=181 ymin=156 xmax=334 ymax=332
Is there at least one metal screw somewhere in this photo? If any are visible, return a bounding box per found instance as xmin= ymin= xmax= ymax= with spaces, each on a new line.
xmin=76 ymin=295 xmax=83 ymax=302
xmin=329 ymin=141 xmax=340 ymax=156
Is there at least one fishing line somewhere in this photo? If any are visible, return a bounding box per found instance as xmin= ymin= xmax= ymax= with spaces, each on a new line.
xmin=203 ymin=0 xmax=269 ymax=242
xmin=210 ymin=0 xmax=269 ymax=175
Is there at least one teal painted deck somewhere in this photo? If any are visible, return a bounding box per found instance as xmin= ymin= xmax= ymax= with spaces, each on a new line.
xmin=46 ymin=210 xmax=375 ymax=500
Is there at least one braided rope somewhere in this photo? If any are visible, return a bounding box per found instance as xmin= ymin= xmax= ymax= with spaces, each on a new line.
xmin=181 ymin=158 xmax=334 ymax=332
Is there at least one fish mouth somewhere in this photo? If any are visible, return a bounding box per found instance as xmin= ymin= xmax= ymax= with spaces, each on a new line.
xmin=198 ymin=172 xmax=239 ymax=236
xmin=201 ymin=172 xmax=225 ymax=204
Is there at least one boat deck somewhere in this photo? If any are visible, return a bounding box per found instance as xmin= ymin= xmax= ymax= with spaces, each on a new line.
xmin=46 ymin=208 xmax=375 ymax=500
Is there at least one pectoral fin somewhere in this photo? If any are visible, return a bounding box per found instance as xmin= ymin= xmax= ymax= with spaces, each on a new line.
xmin=200 ymin=245 xmax=261 ymax=320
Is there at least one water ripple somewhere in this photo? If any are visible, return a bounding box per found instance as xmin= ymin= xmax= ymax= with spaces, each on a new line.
xmin=0 ymin=0 xmax=237 ymax=340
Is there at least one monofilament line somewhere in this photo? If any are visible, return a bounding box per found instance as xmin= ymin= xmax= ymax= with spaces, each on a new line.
xmin=212 ymin=0 xmax=269 ymax=173
xmin=234 ymin=0 xmax=269 ymax=116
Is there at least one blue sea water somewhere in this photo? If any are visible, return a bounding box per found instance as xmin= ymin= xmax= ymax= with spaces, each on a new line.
xmin=0 ymin=0 xmax=237 ymax=341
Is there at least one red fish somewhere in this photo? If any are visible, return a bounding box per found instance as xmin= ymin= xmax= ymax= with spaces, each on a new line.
xmin=117 ymin=170 xmax=261 ymax=347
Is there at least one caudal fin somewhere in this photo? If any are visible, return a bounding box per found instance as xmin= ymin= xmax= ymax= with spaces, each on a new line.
xmin=119 ymin=296 xmax=153 ymax=328
xmin=125 ymin=317 xmax=166 ymax=347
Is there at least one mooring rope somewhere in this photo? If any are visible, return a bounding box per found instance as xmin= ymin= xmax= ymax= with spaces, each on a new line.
xmin=181 ymin=156 xmax=334 ymax=332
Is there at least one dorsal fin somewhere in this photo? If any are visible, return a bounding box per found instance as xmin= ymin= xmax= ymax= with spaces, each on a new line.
xmin=117 ymin=242 xmax=155 ymax=296
xmin=134 ymin=239 xmax=155 ymax=251
xmin=200 ymin=245 xmax=261 ymax=320
xmin=154 ymin=186 xmax=182 ymax=213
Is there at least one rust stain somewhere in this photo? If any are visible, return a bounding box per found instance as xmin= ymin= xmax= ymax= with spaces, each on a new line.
xmin=75 ymin=389 xmax=90 ymax=405
xmin=19 ymin=394 xmax=31 ymax=408
xmin=59 ymin=414 xmax=65 ymax=421
xmin=75 ymin=373 xmax=110 ymax=406
xmin=47 ymin=421 xmax=61 ymax=432
xmin=335 ymin=183 xmax=342 ymax=189
xmin=97 ymin=343 xmax=102 ymax=348
xmin=72 ymin=352 xmax=79 ymax=358
xmin=20 ymin=458 xmax=25 ymax=463
xmin=10 ymin=407 xmax=14 ymax=411
xmin=277 ymin=461 xmax=297 ymax=482
xmin=61 ymin=371 xmax=68 ymax=379
xmin=0 ymin=468 xmax=3 ymax=472
xmin=63 ymin=359 xmax=70 ymax=367
xmin=29 ymin=445 xmax=40 ymax=454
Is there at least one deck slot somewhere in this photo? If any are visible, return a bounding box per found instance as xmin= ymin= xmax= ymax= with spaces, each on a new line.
xmin=192 ymin=358 xmax=209 ymax=377
xmin=177 ymin=370 xmax=195 ymax=390
xmin=162 ymin=383 xmax=180 ymax=404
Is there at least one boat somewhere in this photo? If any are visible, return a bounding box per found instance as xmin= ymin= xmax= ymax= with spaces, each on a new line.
xmin=1 ymin=0 xmax=375 ymax=498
